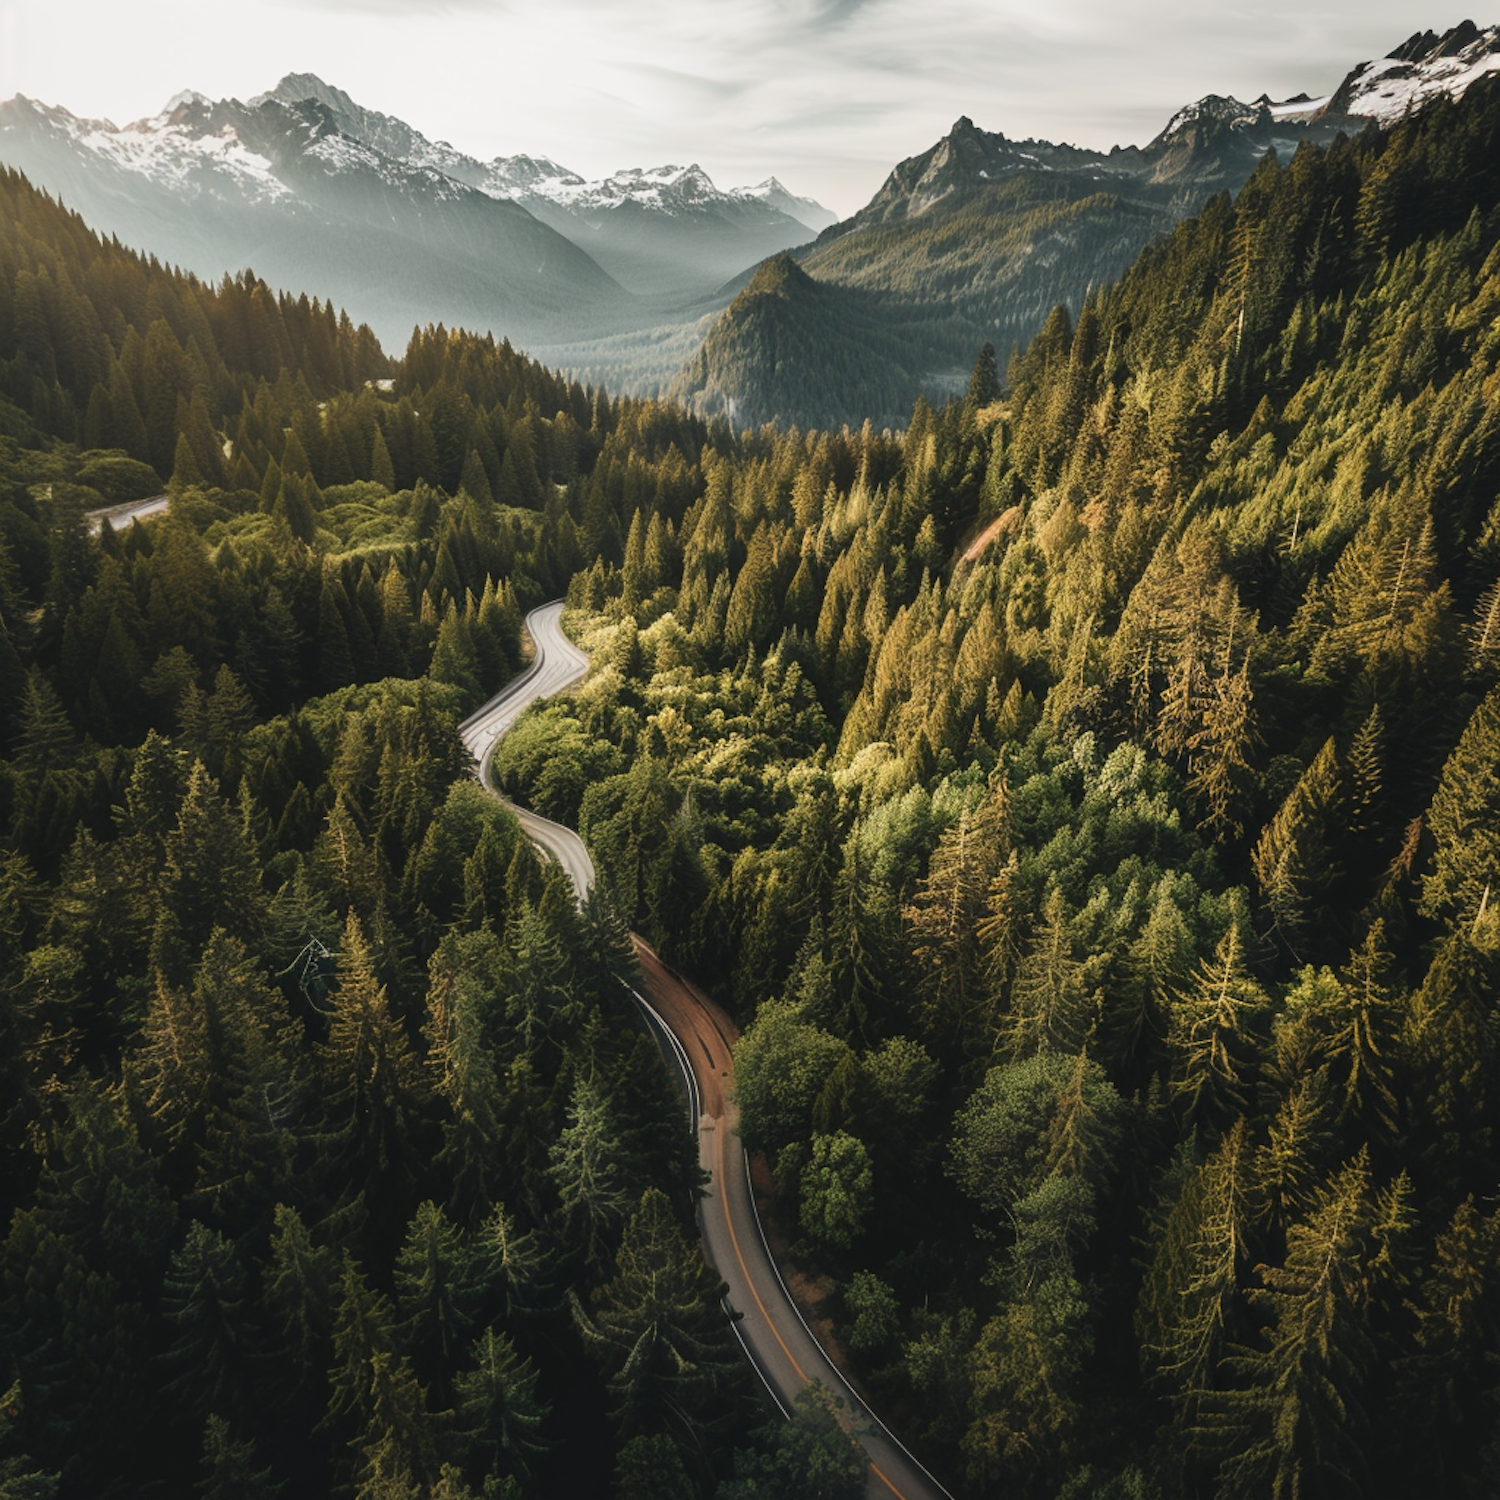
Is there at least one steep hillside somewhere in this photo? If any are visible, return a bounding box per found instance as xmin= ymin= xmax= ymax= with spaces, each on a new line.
xmin=670 ymin=254 xmax=940 ymax=428
xmin=533 ymin=70 xmax=1500 ymax=1500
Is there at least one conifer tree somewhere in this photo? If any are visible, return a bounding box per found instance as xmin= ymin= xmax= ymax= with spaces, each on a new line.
xmin=1168 ymin=925 xmax=1268 ymax=1131
xmin=1004 ymin=888 xmax=1089 ymax=1061
xmin=453 ymin=1329 xmax=550 ymax=1485
xmin=162 ymin=1221 xmax=257 ymax=1416
xmin=1422 ymin=681 xmax=1500 ymax=926
xmin=395 ymin=1201 xmax=483 ymax=1370
xmin=547 ymin=1078 xmax=632 ymax=1272
xmin=197 ymin=1415 xmax=283 ymax=1500
xmin=264 ymin=1203 xmax=336 ymax=1390
xmin=1208 ymin=1154 xmax=1383 ymax=1500
xmin=150 ymin=761 xmax=265 ymax=985
xmin=904 ymin=783 xmax=1009 ymax=1053
xmin=318 ymin=912 xmax=429 ymax=1234
xmin=1138 ymin=1122 xmax=1253 ymax=1428
xmin=572 ymin=1188 xmax=741 ymax=1454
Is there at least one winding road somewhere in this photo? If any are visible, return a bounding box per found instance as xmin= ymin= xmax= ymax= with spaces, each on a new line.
xmin=85 ymin=493 xmax=171 ymax=535
xmin=460 ymin=602 xmax=954 ymax=1500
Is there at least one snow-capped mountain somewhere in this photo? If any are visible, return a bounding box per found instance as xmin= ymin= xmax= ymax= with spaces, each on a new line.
xmin=1142 ymin=24 xmax=1500 ymax=150
xmin=493 ymin=159 xmax=825 ymax=296
xmin=222 ymin=73 xmax=827 ymax=294
xmin=480 ymin=160 xmax=832 ymax=237
xmin=0 ymin=72 xmax=832 ymax=339
xmin=250 ymin=70 xmax=831 ymax=240
xmin=483 ymin=155 xmax=587 ymax=200
xmin=734 ymin=177 xmax=838 ymax=233
xmin=1324 ymin=20 xmax=1500 ymax=122
xmin=0 ymin=85 xmax=626 ymax=349
xmin=1151 ymin=94 xmax=1278 ymax=143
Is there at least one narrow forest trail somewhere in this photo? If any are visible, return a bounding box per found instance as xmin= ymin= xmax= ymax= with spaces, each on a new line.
xmin=459 ymin=602 xmax=956 ymax=1500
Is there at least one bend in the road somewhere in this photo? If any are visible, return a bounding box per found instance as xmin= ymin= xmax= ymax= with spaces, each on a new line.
xmin=467 ymin=603 xmax=956 ymax=1500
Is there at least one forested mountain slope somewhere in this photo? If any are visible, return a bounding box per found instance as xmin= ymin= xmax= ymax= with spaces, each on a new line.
xmin=497 ymin=74 xmax=1500 ymax=1499
xmin=668 ymin=253 xmax=943 ymax=432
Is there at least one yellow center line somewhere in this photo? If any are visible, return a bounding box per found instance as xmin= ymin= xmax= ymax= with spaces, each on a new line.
xmin=708 ymin=1070 xmax=914 ymax=1500
xmin=715 ymin=1107 xmax=810 ymax=1385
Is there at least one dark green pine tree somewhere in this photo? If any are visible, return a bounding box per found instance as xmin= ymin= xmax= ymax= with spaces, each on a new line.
xmin=453 ymin=1328 xmax=551 ymax=1486
xmin=272 ymin=474 xmax=318 ymax=546
xmin=196 ymin=1415 xmax=283 ymax=1500
xmin=572 ymin=1188 xmax=743 ymax=1458
xmin=149 ymin=761 xmax=266 ymax=987
xmin=263 ymin=1204 xmax=337 ymax=1397
xmin=475 ymin=1203 xmax=549 ymax=1324
xmin=967 ymin=340 xmax=1001 ymax=408
xmin=1207 ymin=1154 xmax=1386 ymax=1500
xmin=394 ymin=1200 xmax=484 ymax=1373
xmin=458 ymin=449 xmax=494 ymax=507
xmin=547 ymin=1077 xmax=633 ymax=1273
xmin=325 ymin=1254 xmax=398 ymax=1443
xmin=1422 ymin=681 xmax=1500 ymax=927
xmin=161 ymin=1222 xmax=258 ymax=1417
xmin=317 ymin=911 xmax=430 ymax=1240
xmin=424 ymin=936 xmax=508 ymax=1220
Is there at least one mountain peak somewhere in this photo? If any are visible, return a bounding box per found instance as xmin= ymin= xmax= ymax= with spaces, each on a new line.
xmin=744 ymin=251 xmax=811 ymax=297
xmin=1153 ymin=94 xmax=1271 ymax=145
xmin=1388 ymin=19 xmax=1483 ymax=62
xmin=257 ymin=72 xmax=348 ymax=111
xmin=732 ymin=177 xmax=837 ymax=232
xmin=1324 ymin=22 xmax=1500 ymax=121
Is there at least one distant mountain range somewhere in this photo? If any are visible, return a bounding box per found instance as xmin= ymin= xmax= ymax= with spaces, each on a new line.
xmin=0 ymin=72 xmax=829 ymax=347
xmin=256 ymin=74 xmax=832 ymax=298
xmin=676 ymin=22 xmax=1500 ymax=430
xmin=3 ymin=25 xmax=1498 ymax=428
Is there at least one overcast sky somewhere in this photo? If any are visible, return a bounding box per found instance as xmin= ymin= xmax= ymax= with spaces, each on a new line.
xmin=0 ymin=2 xmax=1482 ymax=214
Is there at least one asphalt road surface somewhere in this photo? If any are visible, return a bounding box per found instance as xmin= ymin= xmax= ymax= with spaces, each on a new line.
xmin=85 ymin=494 xmax=171 ymax=535
xmin=457 ymin=601 xmax=596 ymax=899
xmin=466 ymin=603 xmax=955 ymax=1500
